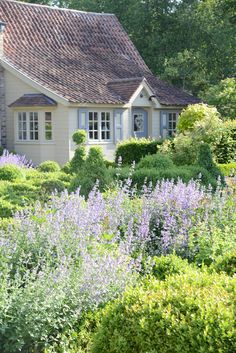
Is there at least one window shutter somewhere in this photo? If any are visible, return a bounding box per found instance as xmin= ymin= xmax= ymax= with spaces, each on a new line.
xmin=114 ymin=109 xmax=124 ymax=142
xmin=78 ymin=108 xmax=88 ymax=130
xmin=160 ymin=111 xmax=168 ymax=138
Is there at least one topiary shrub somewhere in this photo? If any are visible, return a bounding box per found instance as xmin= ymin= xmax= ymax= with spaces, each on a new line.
xmin=41 ymin=179 xmax=66 ymax=194
xmin=38 ymin=160 xmax=60 ymax=173
xmin=211 ymin=250 xmax=236 ymax=276
xmin=115 ymin=138 xmax=164 ymax=165
xmin=70 ymin=130 xmax=87 ymax=173
xmin=70 ymin=147 xmax=112 ymax=197
xmin=91 ymin=272 xmax=236 ymax=353
xmin=196 ymin=143 xmax=224 ymax=184
xmin=137 ymin=153 xmax=174 ymax=170
xmin=0 ymin=165 xmax=24 ymax=181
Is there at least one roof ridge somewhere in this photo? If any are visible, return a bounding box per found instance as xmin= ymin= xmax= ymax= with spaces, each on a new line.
xmin=2 ymin=0 xmax=115 ymax=16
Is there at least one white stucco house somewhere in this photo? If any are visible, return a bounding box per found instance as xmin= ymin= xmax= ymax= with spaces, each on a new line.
xmin=0 ymin=0 xmax=200 ymax=165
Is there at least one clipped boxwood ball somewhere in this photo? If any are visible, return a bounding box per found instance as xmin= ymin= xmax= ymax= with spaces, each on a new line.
xmin=0 ymin=164 xmax=24 ymax=181
xmin=72 ymin=129 xmax=87 ymax=145
xmin=38 ymin=160 xmax=60 ymax=173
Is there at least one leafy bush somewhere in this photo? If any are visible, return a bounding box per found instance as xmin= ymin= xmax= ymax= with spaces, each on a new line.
xmin=70 ymin=147 xmax=111 ymax=196
xmin=214 ymin=120 xmax=236 ymax=163
xmin=151 ymin=254 xmax=192 ymax=280
xmin=211 ymin=250 xmax=236 ymax=276
xmin=177 ymin=103 xmax=221 ymax=133
xmin=0 ymin=164 xmax=24 ymax=181
xmin=218 ymin=162 xmax=236 ymax=176
xmin=115 ymin=138 xmax=163 ymax=165
xmin=72 ymin=129 xmax=87 ymax=145
xmin=38 ymin=160 xmax=61 ymax=173
xmin=41 ymin=179 xmax=66 ymax=194
xmin=0 ymin=198 xmax=20 ymax=218
xmin=196 ymin=143 xmax=224 ymax=184
xmin=91 ymin=272 xmax=236 ymax=353
xmin=137 ymin=153 xmax=174 ymax=170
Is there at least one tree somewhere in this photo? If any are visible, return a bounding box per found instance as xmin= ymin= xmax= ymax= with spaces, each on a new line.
xmin=201 ymin=78 xmax=236 ymax=120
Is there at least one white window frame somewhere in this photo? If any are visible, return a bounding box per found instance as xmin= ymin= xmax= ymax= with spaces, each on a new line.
xmin=44 ymin=112 xmax=53 ymax=141
xmin=88 ymin=110 xmax=112 ymax=142
xmin=17 ymin=111 xmax=39 ymax=141
xmin=167 ymin=112 xmax=179 ymax=137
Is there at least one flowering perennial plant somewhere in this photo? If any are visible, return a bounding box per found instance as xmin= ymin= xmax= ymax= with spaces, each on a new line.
xmin=0 ymin=178 xmax=235 ymax=352
xmin=0 ymin=149 xmax=33 ymax=168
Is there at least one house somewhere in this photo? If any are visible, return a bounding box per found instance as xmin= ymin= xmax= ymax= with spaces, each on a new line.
xmin=0 ymin=0 xmax=200 ymax=165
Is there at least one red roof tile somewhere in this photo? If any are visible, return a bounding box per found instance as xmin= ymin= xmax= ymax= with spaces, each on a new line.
xmin=0 ymin=0 xmax=200 ymax=105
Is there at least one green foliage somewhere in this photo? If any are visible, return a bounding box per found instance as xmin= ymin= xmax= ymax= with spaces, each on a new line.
xmin=70 ymin=147 xmax=111 ymax=197
xmin=0 ymin=164 xmax=25 ymax=181
xmin=38 ymin=160 xmax=61 ymax=173
xmin=197 ymin=143 xmax=224 ymax=184
xmin=115 ymin=138 xmax=163 ymax=165
xmin=0 ymin=198 xmax=20 ymax=218
xmin=202 ymin=78 xmax=236 ymax=120
xmin=72 ymin=129 xmax=87 ymax=145
xmin=41 ymin=179 xmax=66 ymax=194
xmin=137 ymin=153 xmax=174 ymax=170
xmin=214 ymin=120 xmax=236 ymax=163
xmin=91 ymin=272 xmax=236 ymax=353
xmin=177 ymin=103 xmax=221 ymax=133
xmin=211 ymin=250 xmax=236 ymax=276
xmin=218 ymin=163 xmax=236 ymax=177
xmin=151 ymin=254 xmax=192 ymax=280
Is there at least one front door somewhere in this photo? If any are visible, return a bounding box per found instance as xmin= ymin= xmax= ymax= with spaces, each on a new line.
xmin=133 ymin=109 xmax=148 ymax=138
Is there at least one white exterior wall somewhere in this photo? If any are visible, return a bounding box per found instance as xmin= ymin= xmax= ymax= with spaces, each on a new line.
xmin=152 ymin=110 xmax=161 ymax=138
xmin=5 ymin=70 xmax=70 ymax=165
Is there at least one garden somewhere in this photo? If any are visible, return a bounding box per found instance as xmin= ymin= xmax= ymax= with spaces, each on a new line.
xmin=0 ymin=103 xmax=235 ymax=352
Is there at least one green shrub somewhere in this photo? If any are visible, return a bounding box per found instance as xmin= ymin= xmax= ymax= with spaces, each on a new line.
xmin=41 ymin=179 xmax=66 ymax=194
xmin=214 ymin=120 xmax=236 ymax=163
xmin=72 ymin=129 xmax=87 ymax=145
xmin=4 ymin=181 xmax=39 ymax=207
xmin=70 ymin=147 xmax=111 ymax=197
xmin=218 ymin=162 xmax=236 ymax=176
xmin=38 ymin=161 xmax=60 ymax=173
xmin=115 ymin=138 xmax=163 ymax=165
xmin=211 ymin=250 xmax=236 ymax=276
xmin=151 ymin=254 xmax=192 ymax=280
xmin=0 ymin=165 xmax=24 ymax=181
xmin=196 ymin=143 xmax=224 ymax=184
xmin=0 ymin=198 xmax=20 ymax=218
xmin=137 ymin=153 xmax=174 ymax=170
xmin=92 ymin=272 xmax=236 ymax=353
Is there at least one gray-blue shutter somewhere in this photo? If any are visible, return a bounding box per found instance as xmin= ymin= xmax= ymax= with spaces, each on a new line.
xmin=113 ymin=109 xmax=124 ymax=142
xmin=160 ymin=111 xmax=168 ymax=138
xmin=78 ymin=108 xmax=88 ymax=130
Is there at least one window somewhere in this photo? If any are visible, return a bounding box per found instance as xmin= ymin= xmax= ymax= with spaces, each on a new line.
xmin=29 ymin=112 xmax=39 ymax=140
xmin=45 ymin=112 xmax=52 ymax=140
xmin=134 ymin=113 xmax=144 ymax=132
xmin=18 ymin=112 xmax=27 ymax=140
xmin=18 ymin=112 xmax=38 ymax=141
xmin=88 ymin=111 xmax=111 ymax=141
xmin=168 ymin=112 xmax=178 ymax=137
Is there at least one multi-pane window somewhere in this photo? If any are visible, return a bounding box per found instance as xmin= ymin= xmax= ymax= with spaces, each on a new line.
xmin=29 ymin=112 xmax=39 ymax=140
xmin=101 ymin=112 xmax=110 ymax=140
xmin=18 ymin=112 xmax=27 ymax=140
xmin=88 ymin=111 xmax=111 ymax=141
xmin=45 ymin=112 xmax=52 ymax=140
xmin=168 ymin=112 xmax=178 ymax=137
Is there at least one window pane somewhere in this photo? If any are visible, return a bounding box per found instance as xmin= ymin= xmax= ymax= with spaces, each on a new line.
xmin=45 ymin=112 xmax=52 ymax=140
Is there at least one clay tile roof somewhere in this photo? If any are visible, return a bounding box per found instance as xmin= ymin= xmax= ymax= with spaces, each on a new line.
xmin=9 ymin=93 xmax=57 ymax=107
xmin=0 ymin=0 xmax=200 ymax=106
xmin=107 ymin=77 xmax=144 ymax=102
